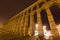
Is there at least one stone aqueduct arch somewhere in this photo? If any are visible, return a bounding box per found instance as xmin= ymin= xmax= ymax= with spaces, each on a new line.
xmin=3 ymin=0 xmax=60 ymax=37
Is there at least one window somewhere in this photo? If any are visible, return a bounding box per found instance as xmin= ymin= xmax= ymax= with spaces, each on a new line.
xmin=50 ymin=5 xmax=60 ymax=24
xmin=40 ymin=10 xmax=50 ymax=30
xmin=39 ymin=2 xmax=44 ymax=8
xmin=34 ymin=12 xmax=37 ymax=24
xmin=33 ymin=6 xmax=37 ymax=11
xmin=28 ymin=9 xmax=31 ymax=13
xmin=25 ymin=12 xmax=26 ymax=15
xmin=28 ymin=15 xmax=30 ymax=27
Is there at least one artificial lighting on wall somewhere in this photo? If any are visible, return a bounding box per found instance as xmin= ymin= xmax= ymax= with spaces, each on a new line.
xmin=43 ymin=25 xmax=52 ymax=39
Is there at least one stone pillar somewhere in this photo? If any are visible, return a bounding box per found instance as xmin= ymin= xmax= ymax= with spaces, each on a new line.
xmin=11 ymin=19 xmax=16 ymax=33
xmin=18 ymin=14 xmax=22 ymax=36
xmin=15 ymin=17 xmax=19 ymax=34
xmin=12 ymin=17 xmax=18 ymax=34
xmin=29 ymin=13 xmax=34 ymax=36
xmin=16 ymin=16 xmax=20 ymax=35
xmin=45 ymin=8 xmax=59 ymax=37
xmin=36 ymin=5 xmax=44 ymax=36
xmin=19 ymin=14 xmax=25 ymax=36
xmin=23 ymin=12 xmax=28 ymax=36
xmin=37 ymin=10 xmax=44 ymax=36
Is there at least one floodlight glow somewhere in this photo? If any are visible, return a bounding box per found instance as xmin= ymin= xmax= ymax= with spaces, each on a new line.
xmin=43 ymin=25 xmax=46 ymax=30
xmin=34 ymin=30 xmax=38 ymax=36
xmin=35 ymin=24 xmax=38 ymax=27
xmin=56 ymin=24 xmax=60 ymax=35
xmin=43 ymin=25 xmax=52 ymax=39
xmin=35 ymin=24 xmax=38 ymax=30
xmin=44 ymin=36 xmax=49 ymax=39
xmin=44 ymin=31 xmax=52 ymax=36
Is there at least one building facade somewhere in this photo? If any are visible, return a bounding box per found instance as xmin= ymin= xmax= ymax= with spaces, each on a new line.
xmin=3 ymin=0 xmax=60 ymax=38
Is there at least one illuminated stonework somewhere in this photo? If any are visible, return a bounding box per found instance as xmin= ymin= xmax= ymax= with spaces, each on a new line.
xmin=2 ymin=0 xmax=60 ymax=38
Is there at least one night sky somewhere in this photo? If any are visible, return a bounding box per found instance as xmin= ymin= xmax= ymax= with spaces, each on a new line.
xmin=0 ymin=0 xmax=37 ymax=25
xmin=0 ymin=0 xmax=60 ymax=27
xmin=50 ymin=5 xmax=60 ymax=25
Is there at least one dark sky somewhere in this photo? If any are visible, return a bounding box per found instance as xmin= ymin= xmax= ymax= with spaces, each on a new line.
xmin=0 ymin=0 xmax=37 ymax=25
xmin=0 ymin=0 xmax=60 ymax=27
xmin=50 ymin=5 xmax=60 ymax=24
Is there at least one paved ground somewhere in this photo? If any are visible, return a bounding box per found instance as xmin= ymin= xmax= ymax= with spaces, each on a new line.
xmin=0 ymin=30 xmax=60 ymax=40
xmin=0 ymin=34 xmax=60 ymax=40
